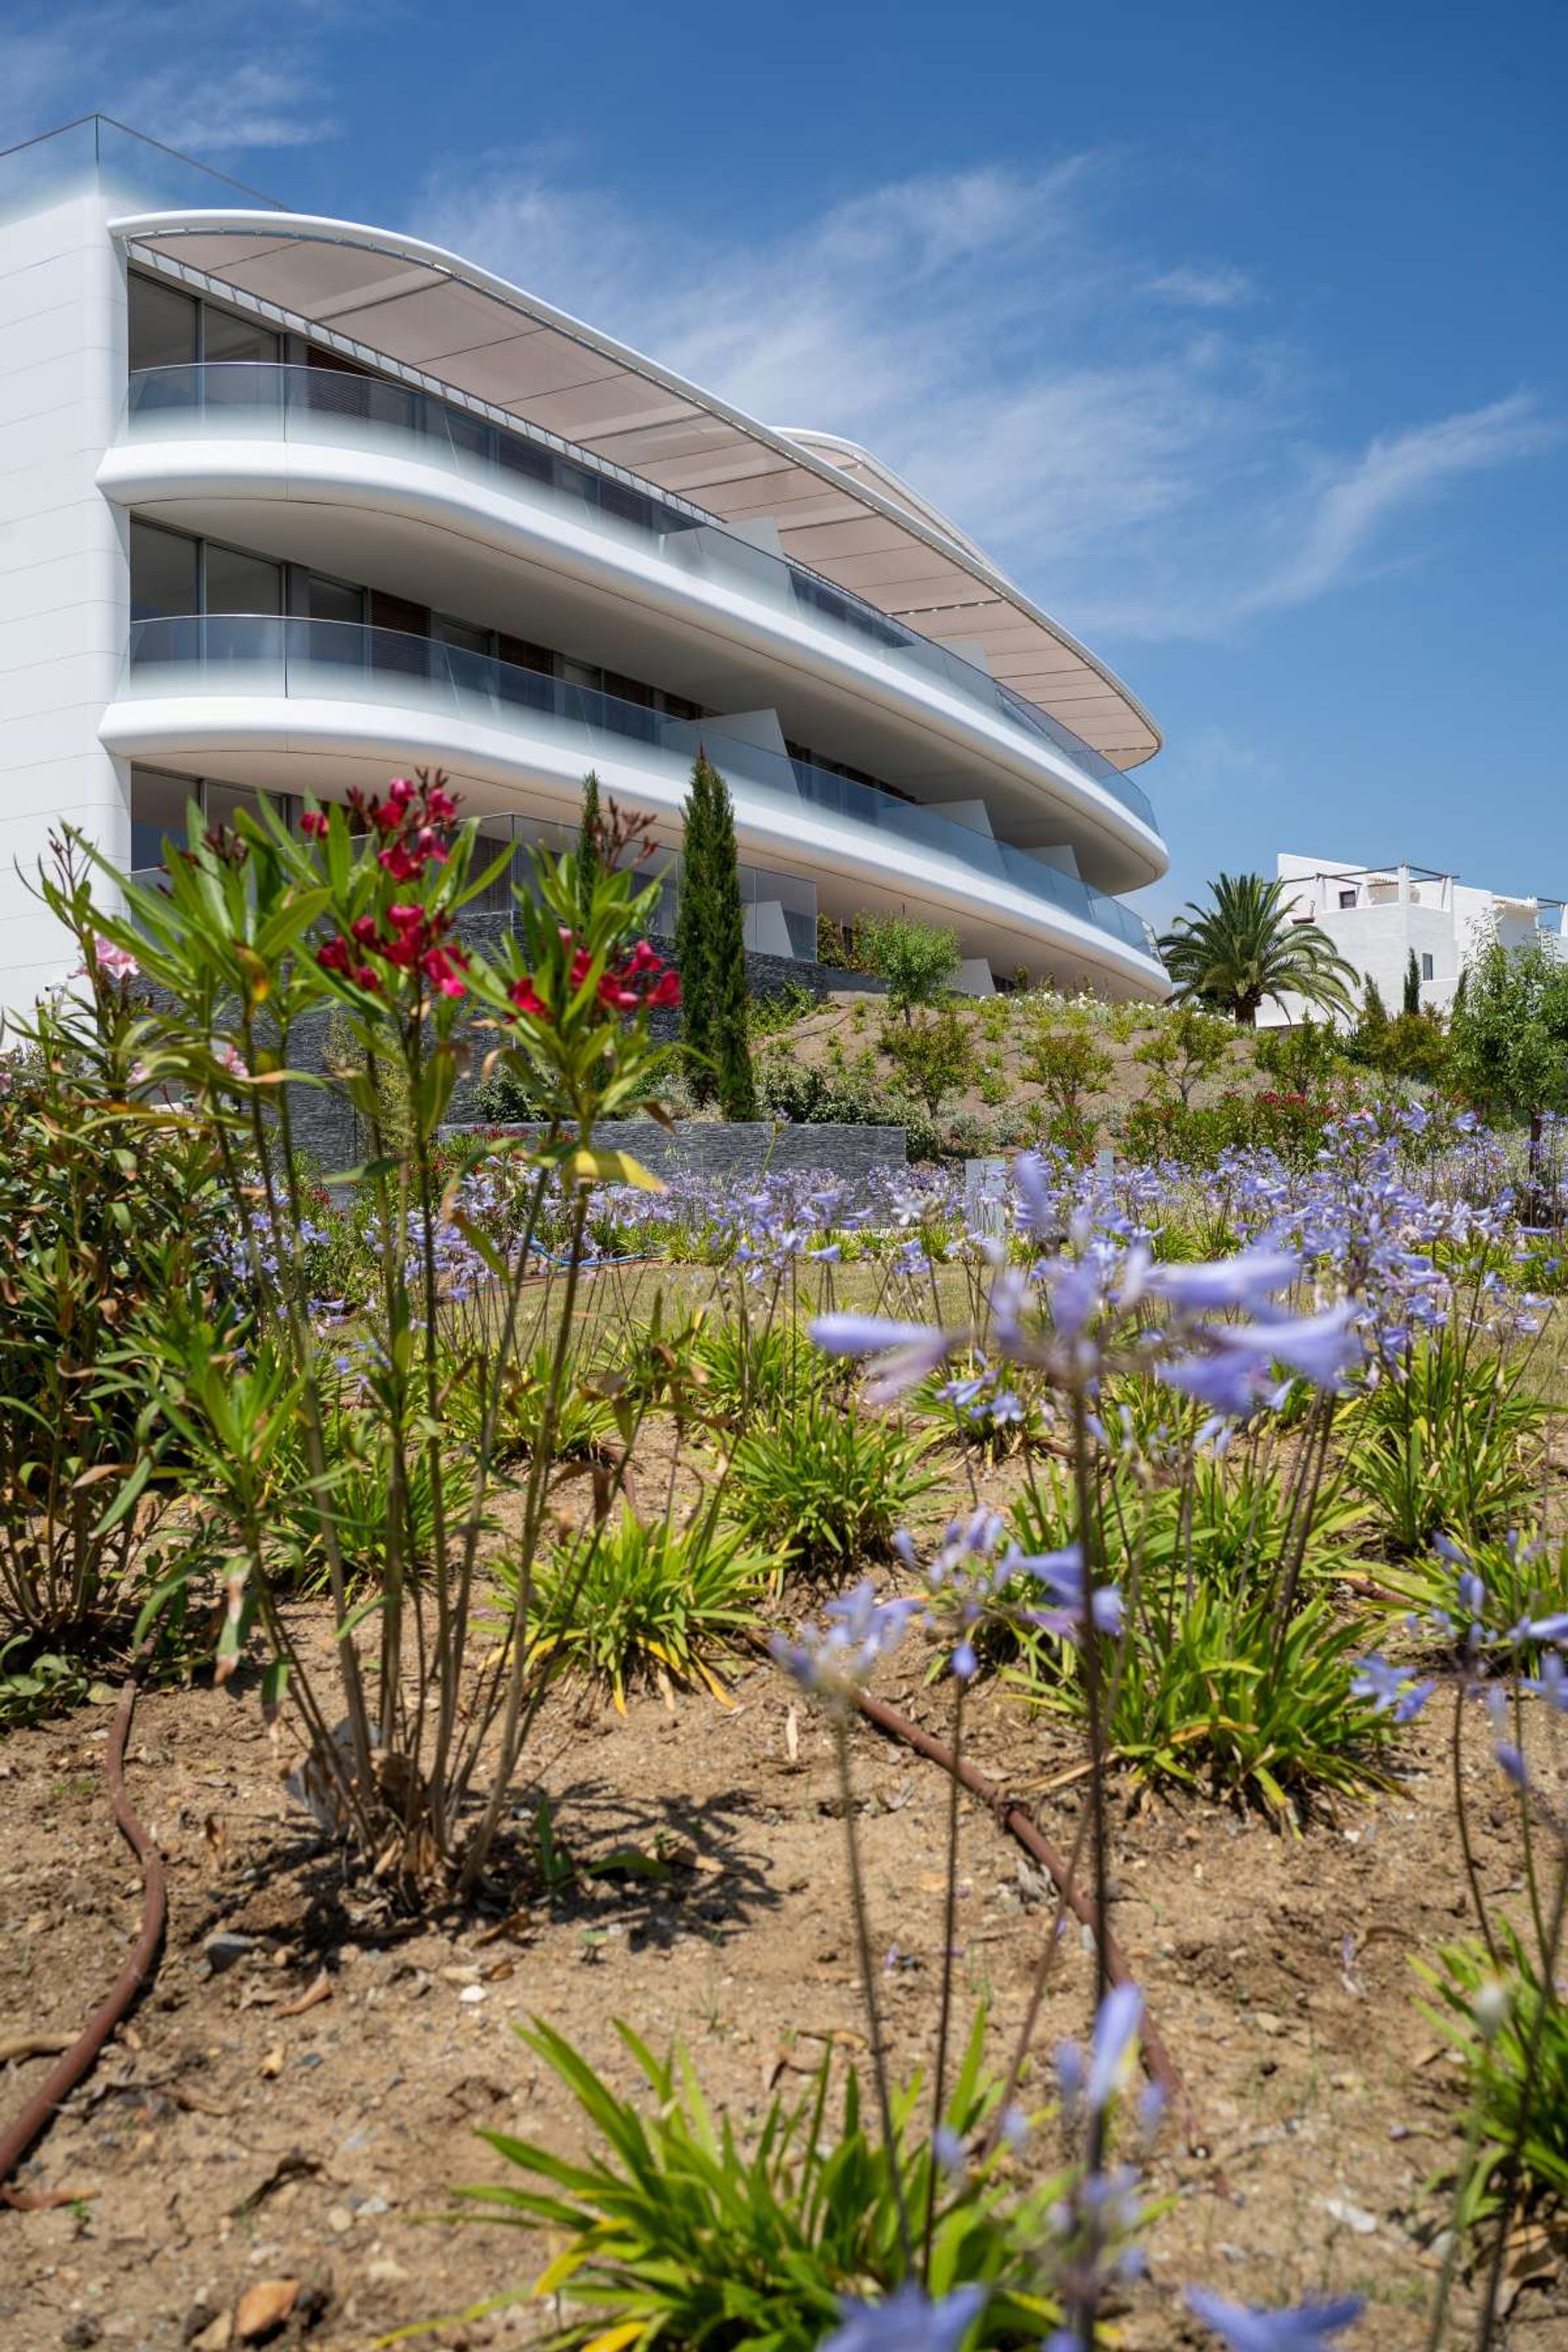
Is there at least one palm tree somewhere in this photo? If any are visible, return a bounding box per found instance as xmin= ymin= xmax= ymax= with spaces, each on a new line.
xmin=1158 ymin=872 xmax=1359 ymax=1027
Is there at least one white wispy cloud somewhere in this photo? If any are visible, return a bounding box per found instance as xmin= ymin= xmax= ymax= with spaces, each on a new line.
xmin=2 ymin=4 xmax=337 ymax=151
xmin=1144 ymin=264 xmax=1255 ymax=309
xmin=417 ymin=152 xmax=1557 ymax=648
xmin=1238 ymin=394 xmax=1560 ymax=614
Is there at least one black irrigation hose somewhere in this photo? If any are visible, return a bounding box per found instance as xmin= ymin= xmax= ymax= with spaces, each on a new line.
xmin=0 ymin=1665 xmax=167 ymax=2204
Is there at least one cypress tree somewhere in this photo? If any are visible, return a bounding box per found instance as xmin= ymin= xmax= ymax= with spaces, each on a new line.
xmin=704 ymin=762 xmax=756 ymax=1120
xmin=1402 ymin=947 xmax=1422 ymax=1016
xmin=576 ymin=770 xmax=603 ymax=927
xmin=675 ymin=755 xmax=717 ymax=1102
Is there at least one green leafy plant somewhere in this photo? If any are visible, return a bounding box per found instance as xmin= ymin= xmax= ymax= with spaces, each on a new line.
xmin=1013 ymin=1584 xmax=1396 ymax=1822
xmin=858 ymin=912 xmax=961 ymax=1022
xmin=1348 ymin=1334 xmax=1545 ymax=1554
xmin=1133 ymin=1004 xmax=1234 ymax=1107
xmin=82 ymin=778 xmax=676 ymax=1901
xmin=725 ymin=1392 xmax=938 ymax=1577
xmin=1415 ymin=1926 xmax=1568 ymax=2228
xmin=451 ymin=2011 xmax=1062 ymax=2350
xmin=498 ymin=1508 xmax=771 ymax=1711
xmin=0 ymin=858 xmax=219 ymax=1665
xmin=880 ymin=1002 xmax=973 ymax=1118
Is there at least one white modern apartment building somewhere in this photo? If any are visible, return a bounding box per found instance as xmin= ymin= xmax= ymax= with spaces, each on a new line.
xmin=0 ymin=117 xmax=1172 ymax=1019
xmin=1259 ymin=852 xmax=1568 ymax=1027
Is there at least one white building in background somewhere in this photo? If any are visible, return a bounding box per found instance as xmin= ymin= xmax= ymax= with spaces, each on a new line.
xmin=1258 ymin=853 xmax=1568 ymax=1028
xmin=0 ymin=116 xmax=1174 ymax=1020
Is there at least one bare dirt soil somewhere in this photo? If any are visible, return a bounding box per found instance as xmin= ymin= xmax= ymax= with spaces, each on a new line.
xmin=4 ymin=1554 xmax=1562 ymax=2352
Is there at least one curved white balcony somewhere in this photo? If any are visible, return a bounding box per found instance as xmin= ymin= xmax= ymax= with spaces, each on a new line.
xmin=102 ymin=617 xmax=1169 ymax=996
xmin=100 ymin=364 xmax=1167 ymax=893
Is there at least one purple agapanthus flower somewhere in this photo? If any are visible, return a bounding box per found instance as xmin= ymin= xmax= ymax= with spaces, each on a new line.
xmin=1186 ymin=2288 xmax=1364 ymax=2352
xmin=1350 ymin=1654 xmax=1435 ymax=1724
xmin=1145 ymin=1250 xmax=1299 ymax=1316
xmin=822 ymin=2281 xmax=985 ymax=2352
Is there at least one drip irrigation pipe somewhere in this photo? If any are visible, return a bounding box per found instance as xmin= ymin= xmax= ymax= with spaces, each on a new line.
xmin=848 ymin=1684 xmax=1199 ymax=2149
xmin=0 ymin=1665 xmax=167 ymax=2203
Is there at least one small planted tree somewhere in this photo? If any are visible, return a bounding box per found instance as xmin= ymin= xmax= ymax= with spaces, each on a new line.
xmin=1134 ymin=1004 xmax=1232 ymax=1107
xmin=675 ymin=752 xmax=754 ymax=1119
xmin=78 ymin=777 xmax=679 ymax=1904
xmin=861 ymin=911 xmax=961 ymax=1024
xmin=674 ymin=755 xmax=715 ymax=1102
xmin=1450 ymin=933 xmax=1568 ymax=1210
xmin=705 ymin=761 xmax=756 ymax=1120
xmin=1020 ymin=1014 xmax=1112 ymax=1154
xmin=1402 ymin=947 xmax=1423 ymax=1017
xmin=880 ymin=1000 xmax=972 ymax=1119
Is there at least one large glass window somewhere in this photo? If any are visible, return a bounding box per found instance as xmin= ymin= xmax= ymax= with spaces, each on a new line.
xmin=131 ymin=519 xmax=198 ymax=621
xmin=203 ymin=307 xmax=281 ymax=366
xmin=204 ymin=543 xmax=283 ymax=617
xmin=128 ymin=274 xmax=198 ymax=373
xmin=129 ymin=766 xmax=193 ymax=872
xmin=304 ymin=572 xmax=366 ymax=626
xmin=206 ymin=783 xmax=293 ymax=837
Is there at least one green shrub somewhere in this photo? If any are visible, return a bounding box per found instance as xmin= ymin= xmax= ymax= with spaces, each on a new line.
xmin=725 ymin=1393 xmax=938 ymax=1576
xmin=492 ymin=1341 xmax=619 ymax=1465
xmin=1374 ymin=1529 xmax=1568 ymax=1660
xmin=500 ymin=1510 xmax=770 ymax=1711
xmin=1120 ymin=1088 xmax=1334 ymax=1169
xmin=1134 ymin=1004 xmax=1234 ymax=1107
xmin=880 ymin=1002 xmax=973 ymax=1117
xmin=0 ymin=913 xmax=217 ymax=1660
xmin=1016 ymin=1584 xmax=1396 ymax=1821
xmin=1415 ymin=1926 xmax=1568 ymax=2228
xmin=453 ymin=2011 xmax=1062 ymax=2350
xmin=1348 ymin=1335 xmax=1544 ymax=1554
xmin=858 ymin=912 xmax=961 ymax=1019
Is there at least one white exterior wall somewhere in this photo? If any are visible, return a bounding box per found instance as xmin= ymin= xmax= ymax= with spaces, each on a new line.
xmin=0 ymin=192 xmax=127 ymax=1021
xmin=1260 ymin=854 xmax=1568 ymax=1028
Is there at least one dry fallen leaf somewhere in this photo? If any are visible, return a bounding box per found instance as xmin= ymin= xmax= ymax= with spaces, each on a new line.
xmin=278 ymin=1969 xmax=332 ymax=2018
xmin=234 ymin=2276 xmax=300 ymax=2341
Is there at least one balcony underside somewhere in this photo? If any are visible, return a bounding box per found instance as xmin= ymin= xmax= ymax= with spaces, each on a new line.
xmin=100 ymin=684 xmax=1169 ymax=1000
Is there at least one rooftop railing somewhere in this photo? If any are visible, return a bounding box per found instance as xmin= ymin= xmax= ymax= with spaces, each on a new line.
xmin=0 ymin=115 xmax=282 ymax=227
xmin=121 ymin=363 xmax=1160 ymax=838
xmin=120 ymin=614 xmax=1164 ymax=966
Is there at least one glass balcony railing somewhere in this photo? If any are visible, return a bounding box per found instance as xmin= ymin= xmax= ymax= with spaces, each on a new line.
xmin=121 ymin=615 xmax=1163 ymax=965
xmin=121 ymin=363 xmax=1160 ymax=838
xmin=0 ymin=115 xmax=282 ymax=228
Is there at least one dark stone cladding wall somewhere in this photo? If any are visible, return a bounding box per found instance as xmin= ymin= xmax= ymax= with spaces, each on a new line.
xmin=144 ymin=924 xmax=893 ymax=1179
xmin=442 ymin=1118 xmax=908 ymax=1191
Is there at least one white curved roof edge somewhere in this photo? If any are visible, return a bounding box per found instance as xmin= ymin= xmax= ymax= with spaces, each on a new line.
xmin=775 ymin=427 xmax=1000 ymax=574
xmin=108 ymin=205 xmax=1163 ymax=770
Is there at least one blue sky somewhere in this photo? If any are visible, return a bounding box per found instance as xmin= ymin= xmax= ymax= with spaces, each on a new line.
xmin=11 ymin=0 xmax=1565 ymax=924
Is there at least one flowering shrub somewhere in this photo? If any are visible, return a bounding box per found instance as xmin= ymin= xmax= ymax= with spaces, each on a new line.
xmin=77 ymin=777 xmax=679 ymax=1899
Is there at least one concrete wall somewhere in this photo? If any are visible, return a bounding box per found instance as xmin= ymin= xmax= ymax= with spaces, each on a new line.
xmin=0 ymin=193 xmax=127 ymax=1015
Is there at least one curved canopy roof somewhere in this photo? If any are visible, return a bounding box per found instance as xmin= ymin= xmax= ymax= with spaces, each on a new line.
xmin=114 ymin=207 xmax=1161 ymax=772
